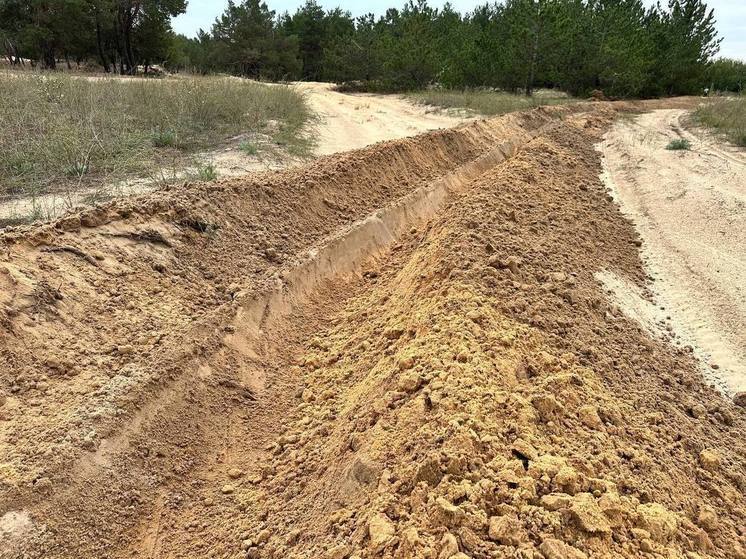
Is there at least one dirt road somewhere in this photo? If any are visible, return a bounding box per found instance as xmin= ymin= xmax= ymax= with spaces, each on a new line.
xmin=600 ymin=109 xmax=746 ymax=394
xmin=298 ymin=82 xmax=467 ymax=155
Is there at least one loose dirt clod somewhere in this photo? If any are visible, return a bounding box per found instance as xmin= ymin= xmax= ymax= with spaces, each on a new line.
xmin=1 ymin=101 xmax=744 ymax=559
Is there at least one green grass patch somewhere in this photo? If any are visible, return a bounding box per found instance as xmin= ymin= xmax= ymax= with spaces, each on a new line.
xmin=239 ymin=140 xmax=259 ymax=156
xmin=694 ymin=97 xmax=746 ymax=147
xmin=64 ymin=160 xmax=90 ymax=177
xmin=195 ymin=162 xmax=218 ymax=182
xmin=405 ymin=88 xmax=574 ymax=116
xmin=151 ymin=128 xmax=178 ymax=148
xmin=666 ymin=138 xmax=691 ymax=150
xmin=0 ymin=74 xmax=313 ymax=199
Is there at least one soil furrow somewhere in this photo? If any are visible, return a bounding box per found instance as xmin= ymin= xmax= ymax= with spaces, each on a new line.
xmin=0 ymin=107 xmax=565 ymax=558
xmin=1 ymin=103 xmax=744 ymax=559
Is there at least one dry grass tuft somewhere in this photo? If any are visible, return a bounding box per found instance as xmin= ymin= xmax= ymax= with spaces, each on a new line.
xmin=695 ymin=96 xmax=746 ymax=147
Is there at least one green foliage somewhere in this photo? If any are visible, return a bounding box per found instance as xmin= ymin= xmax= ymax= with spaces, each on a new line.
xmin=705 ymin=59 xmax=746 ymax=93
xmin=151 ymin=128 xmax=177 ymax=147
xmin=282 ymin=0 xmax=328 ymax=80
xmin=193 ymin=0 xmax=300 ymax=79
xmin=239 ymin=140 xmax=259 ymax=155
xmin=644 ymin=0 xmax=720 ymax=96
xmin=0 ymin=0 xmax=187 ymax=72
xmin=695 ymin=97 xmax=746 ymax=146
xmin=64 ymin=160 xmax=90 ymax=177
xmin=195 ymin=162 xmax=218 ymax=181
xmin=0 ymin=0 xmax=726 ymax=98
xmin=666 ymin=138 xmax=691 ymax=150
xmin=164 ymin=0 xmax=723 ymax=99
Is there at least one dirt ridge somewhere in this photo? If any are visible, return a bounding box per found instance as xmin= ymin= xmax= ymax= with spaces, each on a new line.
xmin=0 ymin=106 xmax=569 ymax=558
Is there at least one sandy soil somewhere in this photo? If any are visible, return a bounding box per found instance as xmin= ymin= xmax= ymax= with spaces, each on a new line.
xmin=297 ymin=82 xmax=467 ymax=155
xmin=600 ymin=109 xmax=746 ymax=395
xmin=0 ymin=82 xmax=467 ymax=226
xmin=2 ymin=104 xmax=745 ymax=559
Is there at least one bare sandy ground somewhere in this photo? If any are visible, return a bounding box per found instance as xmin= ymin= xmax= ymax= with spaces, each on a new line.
xmin=0 ymin=81 xmax=467 ymax=225
xmin=297 ymin=82 xmax=466 ymax=155
xmin=600 ymin=108 xmax=746 ymax=395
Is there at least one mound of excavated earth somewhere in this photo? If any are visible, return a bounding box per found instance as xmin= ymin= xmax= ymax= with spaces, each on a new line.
xmin=1 ymin=103 xmax=744 ymax=559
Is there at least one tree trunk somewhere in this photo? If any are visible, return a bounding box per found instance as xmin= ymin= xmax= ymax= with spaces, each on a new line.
xmin=525 ymin=1 xmax=542 ymax=97
xmin=3 ymin=39 xmax=13 ymax=64
xmin=95 ymin=10 xmax=111 ymax=73
xmin=526 ymin=43 xmax=537 ymax=97
xmin=124 ymin=28 xmax=136 ymax=74
xmin=42 ymin=42 xmax=56 ymax=70
xmin=118 ymin=2 xmax=140 ymax=75
xmin=113 ymin=12 xmax=126 ymax=74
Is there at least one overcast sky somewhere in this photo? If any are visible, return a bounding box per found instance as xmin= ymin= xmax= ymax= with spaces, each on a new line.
xmin=172 ymin=0 xmax=745 ymax=61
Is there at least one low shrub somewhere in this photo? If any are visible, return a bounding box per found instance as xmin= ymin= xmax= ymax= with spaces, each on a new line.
xmin=151 ymin=128 xmax=177 ymax=148
xmin=195 ymin=162 xmax=218 ymax=182
xmin=239 ymin=140 xmax=259 ymax=155
xmin=666 ymin=138 xmax=691 ymax=150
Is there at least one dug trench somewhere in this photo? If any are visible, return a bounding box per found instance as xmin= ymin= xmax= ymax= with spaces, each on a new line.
xmin=1 ymin=104 xmax=745 ymax=559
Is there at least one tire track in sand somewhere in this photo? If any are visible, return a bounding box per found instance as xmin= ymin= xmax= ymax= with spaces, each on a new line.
xmin=600 ymin=108 xmax=746 ymax=395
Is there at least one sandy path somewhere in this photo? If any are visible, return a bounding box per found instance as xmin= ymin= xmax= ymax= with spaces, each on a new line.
xmin=297 ymin=82 xmax=466 ymax=155
xmin=600 ymin=109 xmax=746 ymax=394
